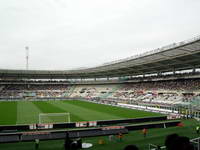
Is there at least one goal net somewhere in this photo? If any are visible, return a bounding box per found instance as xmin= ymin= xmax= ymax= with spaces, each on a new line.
xmin=39 ymin=113 xmax=70 ymax=124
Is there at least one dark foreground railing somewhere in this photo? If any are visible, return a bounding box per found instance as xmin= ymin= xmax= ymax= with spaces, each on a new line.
xmin=0 ymin=120 xmax=180 ymax=143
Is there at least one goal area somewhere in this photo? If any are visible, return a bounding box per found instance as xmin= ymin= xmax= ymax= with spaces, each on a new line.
xmin=39 ymin=113 xmax=70 ymax=124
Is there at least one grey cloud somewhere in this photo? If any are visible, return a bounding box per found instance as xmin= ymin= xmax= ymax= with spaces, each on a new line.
xmin=0 ymin=0 xmax=200 ymax=70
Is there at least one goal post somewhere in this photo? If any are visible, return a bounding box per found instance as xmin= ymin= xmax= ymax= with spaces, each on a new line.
xmin=39 ymin=113 xmax=71 ymax=124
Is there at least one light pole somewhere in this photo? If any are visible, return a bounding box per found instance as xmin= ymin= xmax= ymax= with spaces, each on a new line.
xmin=25 ymin=46 xmax=29 ymax=70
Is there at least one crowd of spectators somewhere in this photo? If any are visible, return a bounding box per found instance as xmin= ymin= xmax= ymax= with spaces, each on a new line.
xmin=4 ymin=84 xmax=68 ymax=91
xmin=0 ymin=79 xmax=200 ymax=105
xmin=120 ymin=79 xmax=200 ymax=91
xmin=107 ymin=79 xmax=200 ymax=105
xmin=0 ymin=84 xmax=71 ymax=98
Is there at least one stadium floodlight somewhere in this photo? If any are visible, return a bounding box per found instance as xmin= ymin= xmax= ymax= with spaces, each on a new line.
xmin=25 ymin=46 xmax=29 ymax=70
xmin=39 ymin=113 xmax=70 ymax=124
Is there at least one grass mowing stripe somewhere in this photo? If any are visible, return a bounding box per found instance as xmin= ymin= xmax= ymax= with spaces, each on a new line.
xmin=43 ymin=101 xmax=84 ymax=122
xmin=32 ymin=101 xmax=64 ymax=123
xmin=16 ymin=101 xmax=43 ymax=124
xmin=45 ymin=101 xmax=84 ymax=122
xmin=48 ymin=100 xmax=121 ymax=121
xmin=32 ymin=101 xmax=67 ymax=113
xmin=32 ymin=101 xmax=83 ymax=123
xmin=0 ymin=102 xmax=17 ymax=125
xmin=63 ymin=100 xmax=162 ymax=119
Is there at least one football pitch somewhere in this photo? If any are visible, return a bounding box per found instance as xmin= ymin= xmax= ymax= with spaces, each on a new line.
xmin=0 ymin=100 xmax=160 ymax=125
xmin=0 ymin=100 xmax=199 ymax=150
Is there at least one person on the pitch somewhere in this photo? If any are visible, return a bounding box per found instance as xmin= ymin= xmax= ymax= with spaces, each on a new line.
xmin=109 ymin=135 xmax=113 ymax=141
xmin=35 ymin=139 xmax=39 ymax=150
xmin=196 ymin=125 xmax=200 ymax=134
xmin=142 ymin=128 xmax=147 ymax=138
xmin=117 ymin=132 xmax=123 ymax=141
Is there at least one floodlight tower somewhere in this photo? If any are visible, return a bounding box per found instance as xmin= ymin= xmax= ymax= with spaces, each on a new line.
xmin=25 ymin=46 xmax=30 ymax=91
xmin=25 ymin=46 xmax=29 ymax=70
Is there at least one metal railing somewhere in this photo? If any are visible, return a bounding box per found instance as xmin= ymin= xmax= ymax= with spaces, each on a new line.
xmin=149 ymin=136 xmax=200 ymax=150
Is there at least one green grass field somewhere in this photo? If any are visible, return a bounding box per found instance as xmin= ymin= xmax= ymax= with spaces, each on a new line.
xmin=0 ymin=100 xmax=161 ymax=125
xmin=0 ymin=100 xmax=199 ymax=150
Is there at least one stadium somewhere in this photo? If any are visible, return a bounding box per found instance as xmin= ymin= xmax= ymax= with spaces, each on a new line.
xmin=1 ymin=1 xmax=200 ymax=150
xmin=0 ymin=35 xmax=200 ymax=150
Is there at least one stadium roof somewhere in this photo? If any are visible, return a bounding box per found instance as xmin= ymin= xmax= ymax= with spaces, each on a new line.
xmin=1 ymin=35 xmax=200 ymax=79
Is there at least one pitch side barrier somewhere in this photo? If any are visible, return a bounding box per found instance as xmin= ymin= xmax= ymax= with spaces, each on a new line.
xmin=0 ymin=127 xmax=128 ymax=143
xmin=0 ymin=120 xmax=181 ymax=143
xmin=96 ymin=116 xmax=167 ymax=126
xmin=0 ymin=125 xmax=29 ymax=131
xmin=54 ymin=116 xmax=167 ymax=129
xmin=0 ymin=116 xmax=167 ymax=131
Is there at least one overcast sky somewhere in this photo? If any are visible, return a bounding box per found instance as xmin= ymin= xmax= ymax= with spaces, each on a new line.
xmin=0 ymin=0 xmax=200 ymax=70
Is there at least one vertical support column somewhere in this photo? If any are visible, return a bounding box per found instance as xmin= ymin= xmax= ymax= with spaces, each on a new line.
xmin=173 ymin=68 xmax=176 ymax=75
xmin=178 ymin=107 xmax=181 ymax=115
xmin=157 ymin=72 xmax=161 ymax=76
xmin=193 ymin=67 xmax=196 ymax=74
xmin=196 ymin=112 xmax=198 ymax=118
